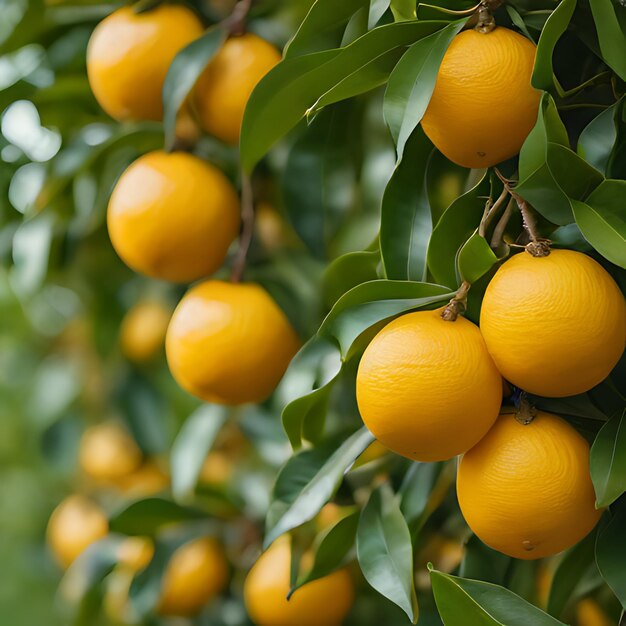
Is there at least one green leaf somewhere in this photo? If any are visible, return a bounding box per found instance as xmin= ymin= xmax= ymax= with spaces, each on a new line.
xmin=572 ymin=181 xmax=626 ymax=268
xmin=459 ymin=535 xmax=511 ymax=586
xmin=384 ymin=19 xmax=465 ymax=157
xmin=265 ymin=427 xmax=375 ymax=547
xmin=170 ymin=404 xmax=228 ymax=504
xmin=505 ymin=5 xmax=536 ymax=42
xmin=109 ymin=498 xmax=206 ymax=536
xmin=293 ymin=511 xmax=359 ymax=592
xmin=516 ymin=94 xmax=603 ymax=225
xmin=282 ymin=102 xmax=358 ymax=258
xmin=277 ymin=337 xmax=343 ymax=449
xmin=457 ymin=232 xmax=499 ymax=284
xmin=430 ymin=569 xmax=567 ymax=626
xmin=240 ymin=20 xmax=448 ymax=172
xmin=531 ymin=0 xmax=576 ymax=93
xmin=589 ymin=0 xmax=626 ymax=80
xmin=318 ymin=279 xmax=454 ymax=357
xmin=369 ymin=0 xmax=391 ymax=28
xmin=380 ymin=127 xmax=434 ymax=280
xmin=357 ymin=484 xmax=418 ymax=622
xmin=323 ymin=249 xmax=380 ymax=307
xmin=391 ymin=0 xmax=416 ymax=20
xmin=596 ymin=503 xmax=626 ymax=609
xmin=427 ymin=172 xmax=490 ymax=289
xmin=399 ymin=461 xmax=445 ymax=529
xmin=590 ymin=409 xmax=626 ymax=507
xmin=285 ymin=0 xmax=367 ymax=58
xmin=546 ymin=529 xmax=598 ymax=618
xmin=577 ymin=99 xmax=622 ymax=175
xmin=161 ymin=26 xmax=227 ymax=151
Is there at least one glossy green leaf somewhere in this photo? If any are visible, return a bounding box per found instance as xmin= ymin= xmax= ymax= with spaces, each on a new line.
xmin=323 ymin=249 xmax=380 ymax=307
xmin=430 ymin=569 xmax=567 ymax=625
xmin=399 ymin=461 xmax=445 ymax=529
xmin=278 ymin=337 xmax=343 ymax=449
xmin=380 ymin=127 xmax=434 ymax=280
xmin=282 ymin=102 xmax=358 ymax=258
xmin=384 ymin=19 xmax=465 ymax=157
xmin=369 ymin=0 xmax=391 ymax=28
xmin=109 ymin=498 xmax=206 ymax=536
xmin=170 ymin=404 xmax=228 ymax=504
xmin=572 ymin=181 xmax=626 ymax=268
xmin=531 ymin=0 xmax=576 ymax=92
xmin=391 ymin=0 xmax=416 ymax=20
xmin=457 ymin=232 xmax=499 ymax=284
xmin=427 ymin=172 xmax=490 ymax=288
xmin=517 ymin=94 xmax=603 ymax=225
xmin=241 ymin=20 xmax=447 ymax=172
xmin=285 ymin=0 xmax=367 ymax=58
xmin=589 ymin=0 xmax=626 ymax=80
xmin=577 ymin=99 xmax=622 ymax=175
xmin=506 ymin=5 xmax=536 ymax=42
xmin=590 ymin=409 xmax=626 ymax=507
xmin=162 ymin=26 xmax=227 ymax=151
xmin=293 ymin=511 xmax=359 ymax=592
xmin=547 ymin=529 xmax=597 ymax=618
xmin=318 ymin=279 xmax=454 ymax=356
xmin=596 ymin=502 xmax=626 ymax=608
xmin=459 ymin=535 xmax=511 ymax=586
xmin=265 ymin=427 xmax=375 ymax=547
xmin=357 ymin=484 xmax=418 ymax=622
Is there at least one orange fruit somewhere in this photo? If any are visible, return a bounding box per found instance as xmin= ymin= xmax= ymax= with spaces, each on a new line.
xmin=117 ymin=536 xmax=154 ymax=572
xmin=193 ymin=33 xmax=282 ymax=143
xmin=158 ymin=537 xmax=229 ymax=616
xmin=120 ymin=300 xmax=171 ymax=363
xmin=356 ymin=309 xmax=502 ymax=462
xmin=116 ymin=460 xmax=169 ymax=497
xmin=576 ymin=598 xmax=613 ymax=626
xmin=199 ymin=451 xmax=233 ymax=485
xmin=79 ymin=422 xmax=142 ymax=483
xmin=480 ymin=249 xmax=626 ymax=397
xmin=457 ymin=411 xmax=602 ymax=560
xmin=244 ymin=536 xmax=354 ymax=626
xmin=47 ymin=495 xmax=109 ymax=568
xmin=421 ymin=27 xmax=540 ymax=168
xmin=166 ymin=280 xmax=300 ymax=404
xmin=107 ymin=151 xmax=240 ymax=283
xmin=87 ymin=5 xmax=203 ymax=121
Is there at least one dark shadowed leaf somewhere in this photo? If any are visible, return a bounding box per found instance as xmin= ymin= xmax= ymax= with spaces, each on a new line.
xmin=399 ymin=461 xmax=447 ymax=530
xmin=596 ymin=502 xmax=626 ymax=609
xmin=357 ymin=484 xmax=418 ymax=622
xmin=577 ymin=99 xmax=622 ymax=175
xmin=588 ymin=0 xmax=626 ymax=80
xmin=590 ymin=409 xmax=626 ymax=507
xmin=162 ymin=26 xmax=228 ymax=150
xmin=170 ymin=404 xmax=229 ymax=504
xmin=430 ymin=568 xmax=567 ymax=625
xmin=265 ymin=427 xmax=375 ymax=547
xmin=459 ymin=535 xmax=511 ymax=586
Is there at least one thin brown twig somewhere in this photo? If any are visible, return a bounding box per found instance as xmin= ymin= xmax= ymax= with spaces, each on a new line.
xmin=227 ymin=0 xmax=253 ymax=35
xmin=230 ymin=172 xmax=255 ymax=283
xmin=490 ymin=197 xmax=516 ymax=250
xmin=479 ymin=184 xmax=510 ymax=237
xmin=441 ymin=281 xmax=471 ymax=322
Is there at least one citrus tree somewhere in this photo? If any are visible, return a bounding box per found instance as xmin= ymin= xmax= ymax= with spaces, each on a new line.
xmin=1 ymin=0 xmax=625 ymax=624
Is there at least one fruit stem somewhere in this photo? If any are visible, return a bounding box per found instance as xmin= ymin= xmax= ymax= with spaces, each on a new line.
xmin=231 ymin=171 xmax=255 ymax=283
xmin=441 ymin=281 xmax=471 ymax=322
xmin=513 ymin=391 xmax=537 ymax=425
xmin=489 ymin=197 xmax=515 ymax=251
xmin=474 ymin=0 xmax=502 ymax=33
xmin=494 ymin=169 xmax=550 ymax=257
xmin=479 ymin=184 xmax=509 ymax=237
xmin=227 ymin=0 xmax=253 ymax=36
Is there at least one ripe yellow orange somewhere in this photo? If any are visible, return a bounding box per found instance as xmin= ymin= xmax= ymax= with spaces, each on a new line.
xmin=87 ymin=5 xmax=203 ymax=121
xmin=120 ymin=300 xmax=171 ymax=363
xmin=116 ymin=460 xmax=169 ymax=497
xmin=158 ymin=537 xmax=229 ymax=616
xmin=79 ymin=422 xmax=142 ymax=483
xmin=193 ymin=33 xmax=282 ymax=143
xmin=421 ymin=27 xmax=540 ymax=168
xmin=46 ymin=495 xmax=109 ymax=568
xmin=480 ymin=249 xmax=626 ymax=397
xmin=107 ymin=151 xmax=240 ymax=283
xmin=117 ymin=536 xmax=154 ymax=572
xmin=199 ymin=451 xmax=233 ymax=485
xmin=244 ymin=536 xmax=354 ymax=626
xmin=457 ymin=411 xmax=602 ymax=560
xmin=166 ymin=281 xmax=300 ymax=404
xmin=356 ymin=309 xmax=502 ymax=462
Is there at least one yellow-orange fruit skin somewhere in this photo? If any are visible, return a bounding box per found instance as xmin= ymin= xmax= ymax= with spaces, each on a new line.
xmin=356 ymin=309 xmax=502 ymax=462
xmin=46 ymin=495 xmax=109 ymax=569
xmin=421 ymin=27 xmax=540 ymax=168
xmin=244 ymin=537 xmax=354 ymax=626
xmin=158 ymin=537 xmax=229 ymax=616
xmin=480 ymin=249 xmax=626 ymax=397
xmin=120 ymin=301 xmax=171 ymax=363
xmin=87 ymin=5 xmax=204 ymax=121
xmin=107 ymin=151 xmax=240 ymax=283
xmin=166 ymin=281 xmax=300 ymax=405
xmin=457 ymin=411 xmax=602 ymax=560
xmin=193 ymin=33 xmax=281 ymax=144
